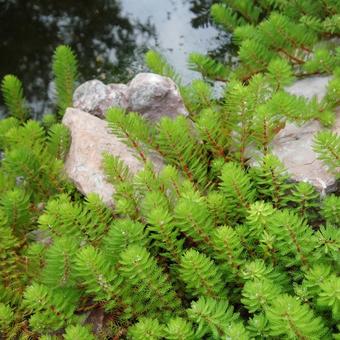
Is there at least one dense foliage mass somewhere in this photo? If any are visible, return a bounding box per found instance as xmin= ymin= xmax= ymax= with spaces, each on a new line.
xmin=0 ymin=1 xmax=340 ymax=339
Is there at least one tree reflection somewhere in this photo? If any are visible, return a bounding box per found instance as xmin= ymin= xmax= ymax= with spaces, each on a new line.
xmin=185 ymin=0 xmax=219 ymax=28
xmin=0 ymin=0 xmax=155 ymax=115
xmin=0 ymin=0 xmax=228 ymax=117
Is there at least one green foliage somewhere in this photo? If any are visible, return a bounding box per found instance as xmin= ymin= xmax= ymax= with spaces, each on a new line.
xmin=188 ymin=53 xmax=230 ymax=81
xmin=102 ymin=152 xmax=140 ymax=218
xmin=0 ymin=188 xmax=30 ymax=234
xmin=179 ymin=249 xmax=226 ymax=299
xmin=323 ymin=66 xmax=340 ymax=109
xmin=266 ymin=294 xmax=329 ymax=339
xmin=267 ymin=209 xmax=318 ymax=268
xmin=247 ymin=313 xmax=271 ymax=338
xmin=313 ymin=130 xmax=340 ymax=177
xmin=288 ymin=181 xmax=320 ymax=220
xmin=74 ymin=245 xmax=122 ymax=308
xmin=0 ymin=117 xmax=19 ymax=149
xmin=1 ymin=75 xmax=29 ymax=122
xmin=41 ymin=236 xmax=79 ymax=288
xmin=106 ymin=107 xmax=155 ymax=163
xmin=241 ymin=278 xmax=281 ymax=313
xmin=102 ymin=152 xmax=133 ymax=186
xmin=128 ymin=317 xmax=164 ymax=340
xmin=211 ymin=3 xmax=246 ymax=32
xmin=264 ymin=91 xmax=314 ymax=122
xmin=23 ymin=283 xmax=80 ymax=333
xmin=211 ymin=225 xmax=245 ymax=279
xmin=225 ymin=0 xmax=262 ymax=24
xmin=143 ymin=203 xmax=183 ymax=263
xmin=42 ymin=113 xmax=57 ymax=129
xmin=0 ymin=303 xmax=14 ymax=333
xmin=164 ymin=317 xmax=196 ymax=340
xmin=0 ymin=123 xmax=67 ymax=201
xmin=187 ymin=296 xmax=238 ymax=338
xmin=46 ymin=123 xmax=71 ymax=160
xmin=240 ymin=259 xmax=289 ymax=288
xmin=174 ymin=192 xmax=214 ymax=249
xmin=315 ymin=224 xmax=340 ymax=264
xmin=317 ymin=275 xmax=340 ymax=320
xmin=145 ymin=50 xmax=181 ymax=84
xmin=38 ymin=195 xmax=108 ymax=242
xmin=119 ymin=245 xmax=181 ymax=317
xmin=156 ymin=116 xmax=208 ymax=186
xmin=219 ymin=162 xmax=256 ymax=219
xmin=321 ymin=194 xmax=340 ymax=225
xmin=266 ymin=58 xmax=295 ymax=89
xmin=0 ymin=211 xmax=24 ymax=304
xmin=304 ymin=48 xmax=339 ymax=74
xmin=208 ymin=0 xmax=340 ymax=84
xmin=64 ymin=324 xmax=95 ymax=340
xmin=250 ymin=154 xmax=292 ymax=209
xmin=225 ymin=322 xmax=250 ymax=339
xmin=1 ymin=5 xmax=340 ymax=336
xmin=52 ymin=45 xmax=78 ymax=116
xmin=182 ymin=80 xmax=214 ymax=114
xmin=101 ymin=219 xmax=148 ymax=263
xmin=195 ymin=108 xmax=229 ymax=159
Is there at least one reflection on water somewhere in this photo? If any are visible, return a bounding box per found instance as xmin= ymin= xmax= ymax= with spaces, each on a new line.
xmin=0 ymin=0 xmax=230 ymax=117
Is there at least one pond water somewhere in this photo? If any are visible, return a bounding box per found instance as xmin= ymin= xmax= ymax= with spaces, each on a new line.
xmin=0 ymin=0 xmax=231 ymax=117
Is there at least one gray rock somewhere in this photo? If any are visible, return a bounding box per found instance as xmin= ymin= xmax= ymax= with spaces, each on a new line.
xmin=73 ymin=79 xmax=128 ymax=118
xmin=269 ymin=76 xmax=339 ymax=194
xmin=285 ymin=75 xmax=332 ymax=101
xmin=72 ymin=73 xmax=188 ymax=122
xmin=270 ymin=109 xmax=339 ymax=194
xmin=127 ymin=73 xmax=189 ymax=122
xmin=62 ymin=108 xmax=163 ymax=206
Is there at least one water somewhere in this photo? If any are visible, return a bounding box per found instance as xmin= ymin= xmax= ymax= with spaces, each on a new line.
xmin=0 ymin=0 xmax=230 ymax=117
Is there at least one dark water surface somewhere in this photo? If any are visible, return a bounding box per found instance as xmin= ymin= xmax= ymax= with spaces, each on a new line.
xmin=0 ymin=0 xmax=230 ymax=117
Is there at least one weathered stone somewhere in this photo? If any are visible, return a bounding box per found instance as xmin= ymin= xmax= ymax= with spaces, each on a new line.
xmin=268 ymin=76 xmax=339 ymax=194
xmin=286 ymin=75 xmax=332 ymax=101
xmin=127 ymin=73 xmax=189 ymax=122
xmin=73 ymin=73 xmax=189 ymax=122
xmin=62 ymin=108 xmax=163 ymax=205
xmin=270 ymin=109 xmax=339 ymax=194
xmin=73 ymin=79 xmax=128 ymax=118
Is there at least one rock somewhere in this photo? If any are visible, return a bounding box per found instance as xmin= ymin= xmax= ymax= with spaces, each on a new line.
xmin=270 ymin=108 xmax=339 ymax=194
xmin=73 ymin=73 xmax=188 ymax=122
xmin=62 ymin=108 xmax=163 ymax=205
xmin=127 ymin=73 xmax=189 ymax=122
xmin=285 ymin=75 xmax=332 ymax=101
xmin=73 ymin=79 xmax=128 ymax=118
xmin=269 ymin=76 xmax=339 ymax=194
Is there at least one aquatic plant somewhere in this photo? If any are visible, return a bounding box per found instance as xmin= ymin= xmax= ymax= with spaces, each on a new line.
xmin=0 ymin=1 xmax=339 ymax=337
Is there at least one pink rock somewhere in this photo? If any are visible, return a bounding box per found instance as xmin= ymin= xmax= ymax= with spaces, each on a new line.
xmin=269 ymin=76 xmax=339 ymax=193
xmin=271 ymin=108 xmax=339 ymax=194
xmin=62 ymin=108 xmax=163 ymax=205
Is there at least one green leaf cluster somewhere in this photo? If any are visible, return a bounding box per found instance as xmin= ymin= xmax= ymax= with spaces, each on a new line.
xmin=0 ymin=5 xmax=339 ymax=336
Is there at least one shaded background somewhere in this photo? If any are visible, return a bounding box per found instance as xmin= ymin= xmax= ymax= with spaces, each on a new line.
xmin=0 ymin=0 xmax=231 ymax=117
